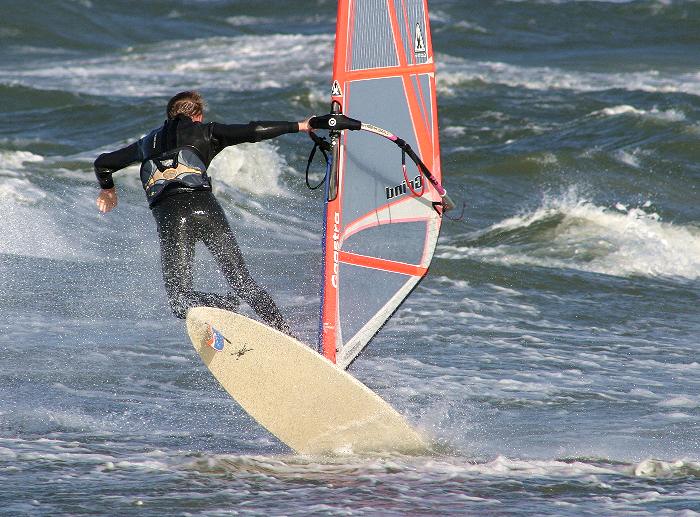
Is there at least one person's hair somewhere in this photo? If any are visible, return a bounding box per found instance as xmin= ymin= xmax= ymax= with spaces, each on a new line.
xmin=166 ymin=91 xmax=205 ymax=120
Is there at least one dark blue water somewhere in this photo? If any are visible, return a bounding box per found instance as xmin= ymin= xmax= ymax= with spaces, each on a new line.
xmin=1 ymin=1 xmax=699 ymax=515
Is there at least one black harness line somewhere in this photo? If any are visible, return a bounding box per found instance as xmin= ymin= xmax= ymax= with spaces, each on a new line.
xmin=305 ymin=131 xmax=332 ymax=190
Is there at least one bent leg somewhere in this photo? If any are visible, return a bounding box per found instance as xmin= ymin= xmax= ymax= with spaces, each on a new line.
xmin=154 ymin=193 xmax=250 ymax=318
xmin=203 ymin=225 xmax=291 ymax=334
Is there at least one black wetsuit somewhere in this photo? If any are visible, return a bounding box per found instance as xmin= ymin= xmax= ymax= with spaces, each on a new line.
xmin=94 ymin=115 xmax=298 ymax=331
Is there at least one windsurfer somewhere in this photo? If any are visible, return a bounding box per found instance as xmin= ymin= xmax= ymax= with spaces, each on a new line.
xmin=93 ymin=91 xmax=312 ymax=334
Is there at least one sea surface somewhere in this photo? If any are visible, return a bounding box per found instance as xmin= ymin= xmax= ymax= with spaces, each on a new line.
xmin=1 ymin=0 xmax=699 ymax=515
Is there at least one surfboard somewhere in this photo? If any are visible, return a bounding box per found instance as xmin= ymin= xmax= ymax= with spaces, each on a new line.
xmin=186 ymin=307 xmax=428 ymax=455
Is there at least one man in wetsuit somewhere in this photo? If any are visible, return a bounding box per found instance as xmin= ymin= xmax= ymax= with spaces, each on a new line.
xmin=93 ymin=91 xmax=311 ymax=334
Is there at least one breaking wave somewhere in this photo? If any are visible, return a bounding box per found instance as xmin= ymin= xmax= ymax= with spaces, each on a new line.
xmin=439 ymin=189 xmax=700 ymax=280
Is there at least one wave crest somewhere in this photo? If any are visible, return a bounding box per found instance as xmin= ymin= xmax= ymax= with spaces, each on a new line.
xmin=440 ymin=189 xmax=700 ymax=280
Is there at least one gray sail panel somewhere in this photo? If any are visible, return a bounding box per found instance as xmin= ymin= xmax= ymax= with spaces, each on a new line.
xmin=391 ymin=0 xmax=429 ymax=65
xmin=350 ymin=0 xmax=399 ymax=70
xmin=418 ymin=73 xmax=433 ymax=132
xmin=338 ymin=264 xmax=415 ymax=354
xmin=342 ymin=77 xmax=420 ymax=226
xmin=342 ymin=222 xmax=427 ymax=265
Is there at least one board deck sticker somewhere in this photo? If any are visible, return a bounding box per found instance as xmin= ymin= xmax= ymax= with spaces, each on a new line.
xmin=206 ymin=325 xmax=226 ymax=352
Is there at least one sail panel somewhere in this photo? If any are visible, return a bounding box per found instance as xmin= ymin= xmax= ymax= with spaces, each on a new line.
xmin=350 ymin=0 xmax=399 ymax=70
xmin=338 ymin=274 xmax=422 ymax=369
xmin=342 ymin=77 xmax=421 ymax=225
xmin=342 ymin=222 xmax=428 ymax=265
xmin=320 ymin=0 xmax=442 ymax=367
xmin=392 ymin=0 xmax=429 ymax=66
xmin=338 ymin=264 xmax=412 ymax=352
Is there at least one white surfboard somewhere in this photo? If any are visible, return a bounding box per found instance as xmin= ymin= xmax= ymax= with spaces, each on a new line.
xmin=186 ymin=307 xmax=428 ymax=455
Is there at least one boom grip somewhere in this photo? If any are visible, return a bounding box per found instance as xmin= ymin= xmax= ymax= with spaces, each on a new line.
xmin=310 ymin=114 xmax=362 ymax=131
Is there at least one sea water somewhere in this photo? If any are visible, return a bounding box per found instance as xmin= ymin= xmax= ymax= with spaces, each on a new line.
xmin=0 ymin=1 xmax=698 ymax=515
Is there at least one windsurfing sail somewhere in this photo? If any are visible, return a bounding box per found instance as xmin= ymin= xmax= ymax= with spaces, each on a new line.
xmin=318 ymin=0 xmax=443 ymax=369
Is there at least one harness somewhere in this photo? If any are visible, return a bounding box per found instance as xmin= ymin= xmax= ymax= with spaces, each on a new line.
xmin=138 ymin=118 xmax=213 ymax=206
xmin=140 ymin=146 xmax=210 ymax=203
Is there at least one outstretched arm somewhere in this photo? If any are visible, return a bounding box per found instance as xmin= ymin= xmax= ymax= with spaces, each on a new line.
xmin=93 ymin=142 xmax=140 ymax=213
xmin=211 ymin=118 xmax=312 ymax=149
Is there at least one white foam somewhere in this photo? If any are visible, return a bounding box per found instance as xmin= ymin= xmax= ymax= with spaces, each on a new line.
xmin=442 ymin=126 xmax=467 ymax=137
xmin=0 ymin=151 xmax=78 ymax=259
xmin=453 ymin=20 xmax=488 ymax=34
xmin=188 ymin=452 xmax=627 ymax=479
xmin=629 ymin=388 xmax=658 ymax=399
xmin=526 ymin=152 xmax=558 ymax=166
xmin=226 ymin=16 xmax=274 ymax=27
xmin=634 ymin=458 xmax=700 ymax=478
xmin=437 ymin=56 xmax=700 ymax=97
xmin=0 ymin=150 xmax=44 ymax=172
xmin=0 ymin=177 xmax=46 ymax=204
xmin=427 ymin=9 xmax=452 ymax=24
xmin=657 ymin=396 xmax=699 ymax=409
xmin=438 ymin=188 xmax=700 ymax=280
xmin=614 ymin=149 xmax=641 ymax=168
xmin=1 ymin=34 xmax=334 ymax=97
xmin=592 ymin=105 xmax=686 ymax=122
xmin=0 ymin=150 xmax=49 ymax=204
xmin=209 ymin=141 xmax=292 ymax=198
xmin=0 ymin=190 xmax=95 ymax=261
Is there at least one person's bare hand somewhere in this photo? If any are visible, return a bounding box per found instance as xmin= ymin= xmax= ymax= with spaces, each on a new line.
xmin=298 ymin=116 xmax=313 ymax=133
xmin=96 ymin=188 xmax=118 ymax=213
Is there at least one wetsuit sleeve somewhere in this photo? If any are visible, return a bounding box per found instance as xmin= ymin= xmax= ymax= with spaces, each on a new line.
xmin=93 ymin=142 xmax=141 ymax=189
xmin=248 ymin=121 xmax=300 ymax=142
xmin=211 ymin=121 xmax=299 ymax=147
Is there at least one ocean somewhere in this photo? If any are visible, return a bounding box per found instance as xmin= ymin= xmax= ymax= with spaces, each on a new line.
xmin=1 ymin=0 xmax=699 ymax=515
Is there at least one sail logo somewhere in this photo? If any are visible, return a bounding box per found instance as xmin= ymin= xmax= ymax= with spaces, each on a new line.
xmin=331 ymin=80 xmax=343 ymax=97
xmin=386 ymin=176 xmax=422 ymax=200
xmin=414 ymin=23 xmax=426 ymax=55
xmin=331 ymin=211 xmax=340 ymax=289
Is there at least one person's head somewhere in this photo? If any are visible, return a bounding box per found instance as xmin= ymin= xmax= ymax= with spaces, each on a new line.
xmin=167 ymin=91 xmax=205 ymax=121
